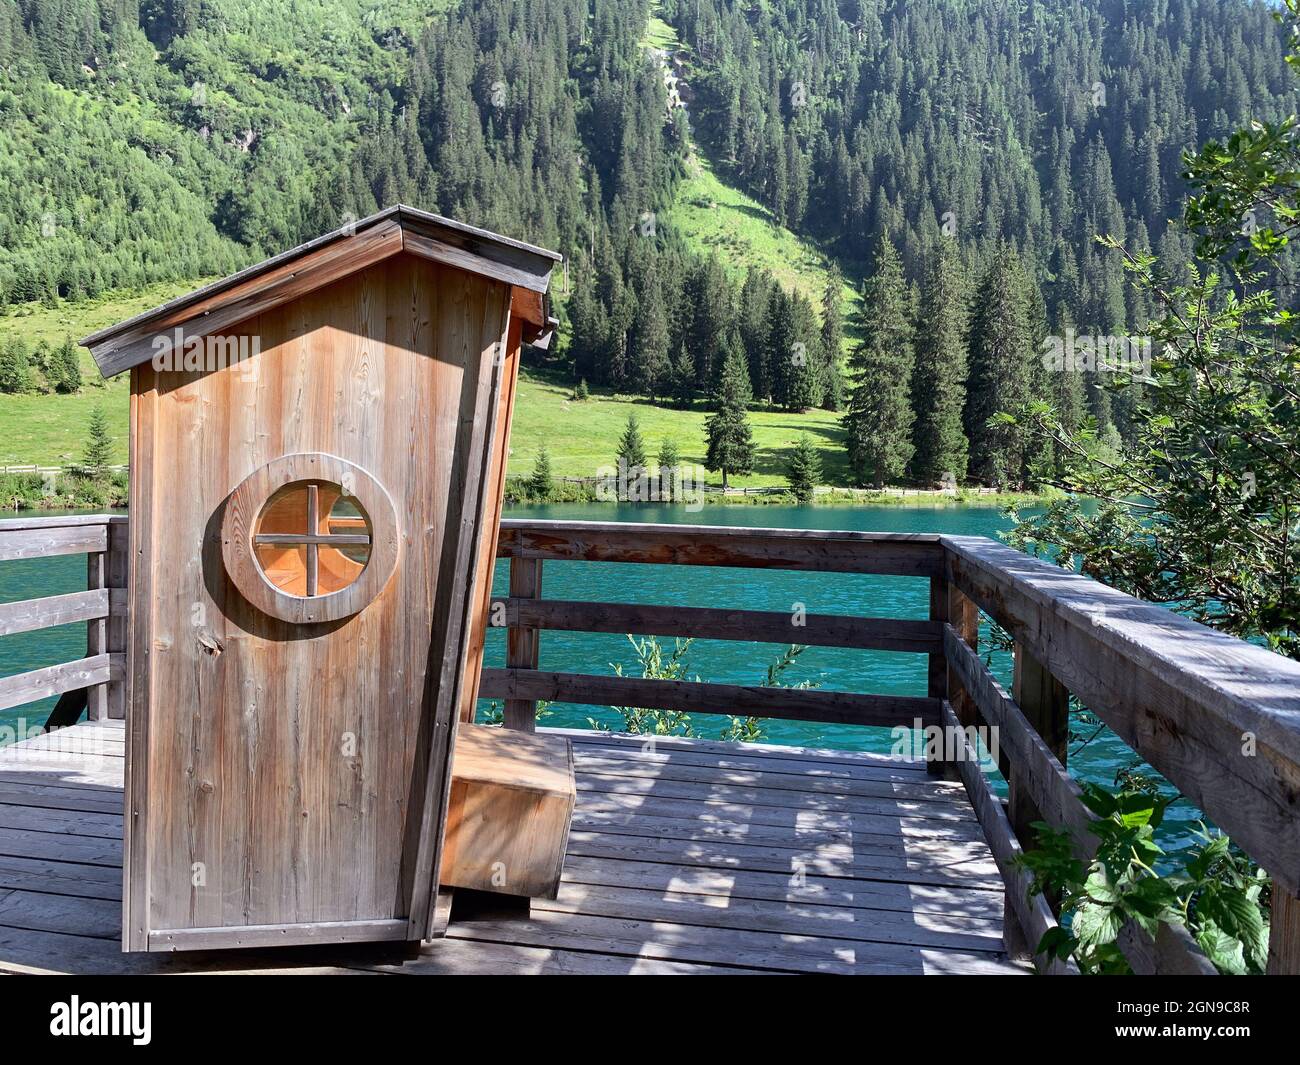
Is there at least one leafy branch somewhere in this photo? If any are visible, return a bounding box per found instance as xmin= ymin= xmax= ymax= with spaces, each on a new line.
xmin=1020 ymin=785 xmax=1271 ymax=975
xmin=589 ymin=636 xmax=818 ymax=741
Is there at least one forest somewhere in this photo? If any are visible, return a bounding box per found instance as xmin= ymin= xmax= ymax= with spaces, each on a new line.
xmin=1 ymin=0 xmax=1297 ymax=486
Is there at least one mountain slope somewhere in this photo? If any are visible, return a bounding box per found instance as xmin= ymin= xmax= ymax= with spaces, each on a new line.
xmin=3 ymin=0 xmax=1300 ymax=491
xmin=0 ymin=0 xmax=438 ymax=306
xmin=648 ymin=6 xmax=862 ymax=353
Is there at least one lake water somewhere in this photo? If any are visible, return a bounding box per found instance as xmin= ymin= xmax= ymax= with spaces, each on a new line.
xmin=0 ymin=501 xmax=1205 ymax=854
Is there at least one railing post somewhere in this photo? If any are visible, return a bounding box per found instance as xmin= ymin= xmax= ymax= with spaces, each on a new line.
xmin=946 ymin=583 xmax=979 ymax=728
xmin=999 ymin=643 xmax=1069 ymax=961
xmin=1268 ymin=881 xmax=1300 ymax=974
xmin=84 ymin=520 xmax=128 ymax=721
xmin=931 ymin=577 xmax=978 ymax=778
xmin=1008 ymin=643 xmax=1069 ymax=841
xmin=504 ymin=557 xmax=542 ymax=732
xmin=926 ymin=577 xmax=949 ymax=775
xmin=106 ymin=521 xmax=128 ymax=719
xmin=85 ymin=541 xmax=106 ymax=721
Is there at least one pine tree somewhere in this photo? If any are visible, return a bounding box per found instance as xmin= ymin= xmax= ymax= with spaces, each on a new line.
xmin=786 ymin=434 xmax=822 ymax=504
xmin=616 ymin=412 xmax=648 ymax=475
xmin=683 ymin=255 xmax=731 ymax=388
xmin=818 ymin=270 xmax=845 ymax=411
xmin=573 ymin=378 xmax=590 ymax=401
xmin=82 ymin=406 xmax=113 ymax=479
xmin=1023 ymin=266 xmax=1057 ymax=478
xmin=527 ymin=445 xmax=553 ymax=500
xmin=657 ymin=438 xmax=680 ymax=501
xmin=29 ymin=340 xmax=52 ymax=386
xmin=53 ymin=336 xmax=81 ymax=394
xmin=843 ymin=239 xmax=914 ymax=487
xmin=1045 ymin=308 xmax=1086 ymax=478
xmin=704 ymin=337 xmax=755 ymax=489
xmin=910 ymin=246 xmax=970 ymax=485
xmin=568 ymin=278 xmax=605 ymax=385
xmin=763 ymin=287 xmax=796 ymax=407
xmin=0 ymin=336 xmax=31 ymax=394
xmin=965 ymin=247 xmax=1036 ymax=487
xmin=630 ymin=258 xmax=671 ymax=401
xmin=669 ymin=341 xmax=695 ymax=408
xmin=738 ymin=267 xmax=774 ymax=402
xmin=785 ymin=293 xmax=823 ymax=412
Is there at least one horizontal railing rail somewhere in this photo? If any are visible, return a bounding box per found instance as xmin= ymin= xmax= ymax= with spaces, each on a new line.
xmin=481 ymin=667 xmax=942 ymax=729
xmin=943 ymin=534 xmax=1300 ymax=887
xmin=941 ymin=619 xmax=1215 ymax=974
xmin=494 ymin=597 xmax=943 ymax=653
xmin=497 ymin=519 xmax=944 ymax=575
xmin=939 ymin=533 xmax=1300 ymax=975
xmin=0 ymin=513 xmax=128 ymax=727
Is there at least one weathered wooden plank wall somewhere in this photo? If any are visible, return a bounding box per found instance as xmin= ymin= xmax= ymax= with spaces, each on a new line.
xmin=125 ymin=256 xmax=510 ymax=949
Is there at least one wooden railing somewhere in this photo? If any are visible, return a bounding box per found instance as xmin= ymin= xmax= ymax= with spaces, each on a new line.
xmin=482 ymin=518 xmax=1300 ymax=975
xmin=479 ymin=520 xmax=948 ymax=732
xmin=944 ymin=533 xmax=1300 ymax=974
xmin=3 ymin=513 xmax=1298 ymax=974
xmin=0 ymin=514 xmax=128 ymax=727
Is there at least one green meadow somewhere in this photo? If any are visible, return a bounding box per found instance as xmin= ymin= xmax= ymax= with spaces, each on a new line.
xmin=0 ymin=280 xmax=201 ymax=468
xmin=510 ymin=368 xmax=848 ymax=489
xmin=0 ymin=290 xmax=850 ymax=490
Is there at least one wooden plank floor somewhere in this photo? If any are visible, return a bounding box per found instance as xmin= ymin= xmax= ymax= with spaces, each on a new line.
xmin=0 ymin=720 xmax=1026 ymax=975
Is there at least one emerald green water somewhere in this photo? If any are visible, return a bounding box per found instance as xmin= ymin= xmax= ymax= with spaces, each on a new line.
xmin=0 ymin=502 xmax=1204 ymax=852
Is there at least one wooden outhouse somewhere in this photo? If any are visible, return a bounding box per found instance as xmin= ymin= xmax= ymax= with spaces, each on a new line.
xmin=81 ymin=206 xmax=561 ymax=951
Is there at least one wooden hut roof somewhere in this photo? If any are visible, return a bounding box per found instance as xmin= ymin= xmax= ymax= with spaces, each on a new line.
xmin=81 ymin=205 xmax=562 ymax=377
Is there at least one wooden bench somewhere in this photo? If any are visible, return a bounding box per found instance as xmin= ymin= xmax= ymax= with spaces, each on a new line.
xmin=440 ymin=724 xmax=576 ymax=901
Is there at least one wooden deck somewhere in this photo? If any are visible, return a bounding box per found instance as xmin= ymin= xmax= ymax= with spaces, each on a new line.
xmin=0 ymin=720 xmax=1025 ymax=975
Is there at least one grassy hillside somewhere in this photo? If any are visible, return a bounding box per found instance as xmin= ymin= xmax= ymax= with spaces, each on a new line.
xmin=667 ymin=156 xmax=860 ymax=325
xmin=648 ymin=7 xmax=862 ymax=334
xmin=643 ymin=13 xmax=677 ymax=51
xmin=0 ymin=281 xmax=203 ymax=467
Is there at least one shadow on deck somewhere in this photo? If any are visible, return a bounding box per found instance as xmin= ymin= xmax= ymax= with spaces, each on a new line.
xmin=0 ymin=720 xmax=1026 ymax=975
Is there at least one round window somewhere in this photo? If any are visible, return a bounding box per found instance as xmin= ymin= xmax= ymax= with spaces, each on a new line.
xmin=222 ymin=454 xmax=399 ymax=623
xmin=253 ymin=483 xmax=372 ymax=597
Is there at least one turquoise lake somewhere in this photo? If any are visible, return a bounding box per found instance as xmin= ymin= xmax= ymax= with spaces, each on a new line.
xmin=0 ymin=501 xmax=1206 ymax=854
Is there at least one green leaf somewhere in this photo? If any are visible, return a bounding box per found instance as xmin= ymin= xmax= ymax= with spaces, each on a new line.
xmin=1200 ymin=886 xmax=1268 ymax=962
xmin=1080 ymin=782 xmax=1119 ymax=818
xmin=1126 ymin=875 xmax=1179 ymax=919
xmin=1195 ymin=919 xmax=1248 ymax=976
xmin=1072 ymin=900 xmax=1124 ymax=947
xmin=1083 ymin=871 xmax=1121 ymax=905
xmin=1111 ymin=789 xmax=1169 ymax=829
xmin=1036 ymin=925 xmax=1078 ymax=963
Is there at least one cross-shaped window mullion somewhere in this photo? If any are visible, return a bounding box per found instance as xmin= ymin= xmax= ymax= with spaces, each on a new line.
xmin=252 ymin=482 xmax=373 ymax=597
xmin=305 ymin=483 xmax=318 ymax=596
